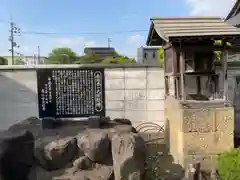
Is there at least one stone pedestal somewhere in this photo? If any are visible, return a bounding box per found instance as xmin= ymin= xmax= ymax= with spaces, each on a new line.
xmin=165 ymin=98 xmax=234 ymax=170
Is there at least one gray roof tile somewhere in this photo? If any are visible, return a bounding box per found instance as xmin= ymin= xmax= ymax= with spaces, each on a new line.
xmin=147 ymin=17 xmax=240 ymax=45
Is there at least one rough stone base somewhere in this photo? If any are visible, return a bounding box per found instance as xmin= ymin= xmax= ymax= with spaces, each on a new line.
xmin=165 ymin=98 xmax=234 ymax=170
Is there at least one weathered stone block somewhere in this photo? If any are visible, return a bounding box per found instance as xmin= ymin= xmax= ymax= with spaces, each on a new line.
xmin=125 ymin=100 xmax=147 ymax=111
xmin=124 ymin=68 xmax=146 ymax=78
xmin=214 ymin=131 xmax=234 ymax=151
xmin=105 ymin=68 xmax=124 ymax=79
xmin=125 ymin=111 xmax=147 ymax=121
xmin=168 ymin=106 xmax=182 ymax=159
xmin=147 ymin=110 xmax=164 ymax=122
xmin=182 ymin=154 xmax=217 ymax=170
xmin=124 ymin=90 xmax=146 ymax=101
xmin=125 ymin=79 xmax=146 ymax=89
xmin=77 ymin=129 xmax=111 ymax=164
xmin=147 ymin=69 xmax=163 ymax=77
xmin=105 ymin=90 xmax=124 ymax=101
xmin=169 ymin=127 xmax=181 ymax=159
xmin=182 ymin=109 xmax=215 ymax=133
xmin=182 ymin=131 xmax=233 ymax=155
xmin=183 ymin=132 xmax=214 ymax=155
xmin=147 ymin=73 xmax=164 ymax=89
xmin=166 ymin=97 xmax=234 ymax=171
xmin=112 ymin=133 xmax=146 ymax=180
xmin=147 ymin=89 xmax=165 ymax=100
xmin=105 ymin=79 xmax=124 ymax=89
xmin=215 ymin=108 xmax=234 ymax=132
xmin=105 ymin=101 xmax=124 ymax=110
xmin=147 ymin=100 xmax=164 ymax=111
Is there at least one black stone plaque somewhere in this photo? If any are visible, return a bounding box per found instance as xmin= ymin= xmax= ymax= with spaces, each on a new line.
xmin=37 ymin=68 xmax=105 ymax=118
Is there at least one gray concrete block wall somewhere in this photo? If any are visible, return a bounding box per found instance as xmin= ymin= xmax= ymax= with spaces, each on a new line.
xmin=4 ymin=64 xmax=240 ymax=132
xmin=146 ymin=68 xmax=165 ymax=123
xmin=0 ymin=65 xmax=165 ymax=130
xmin=105 ymin=67 xmax=165 ymax=128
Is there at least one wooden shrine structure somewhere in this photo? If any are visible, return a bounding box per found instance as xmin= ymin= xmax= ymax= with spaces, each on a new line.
xmin=146 ymin=17 xmax=240 ymax=169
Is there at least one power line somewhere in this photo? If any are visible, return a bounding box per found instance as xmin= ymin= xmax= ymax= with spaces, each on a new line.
xmin=0 ymin=18 xmax=148 ymax=35
xmin=0 ymin=18 xmax=148 ymax=36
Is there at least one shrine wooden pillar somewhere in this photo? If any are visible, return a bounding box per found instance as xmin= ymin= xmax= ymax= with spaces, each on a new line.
xmin=222 ymin=41 xmax=229 ymax=100
xmin=179 ymin=40 xmax=186 ymax=100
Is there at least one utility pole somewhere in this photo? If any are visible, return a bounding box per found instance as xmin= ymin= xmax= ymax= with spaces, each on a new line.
xmin=37 ymin=45 xmax=40 ymax=64
xmin=33 ymin=53 xmax=36 ymax=65
xmin=8 ymin=17 xmax=21 ymax=65
xmin=10 ymin=20 xmax=14 ymax=65
xmin=108 ymin=38 xmax=112 ymax=48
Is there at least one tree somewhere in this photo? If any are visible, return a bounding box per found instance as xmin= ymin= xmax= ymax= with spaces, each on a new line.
xmin=158 ymin=48 xmax=164 ymax=67
xmin=14 ymin=58 xmax=25 ymax=65
xmin=46 ymin=47 xmax=78 ymax=64
xmin=0 ymin=57 xmax=8 ymax=65
xmin=101 ymin=56 xmax=136 ymax=64
xmin=76 ymin=54 xmax=102 ymax=64
xmin=214 ymin=40 xmax=231 ymax=61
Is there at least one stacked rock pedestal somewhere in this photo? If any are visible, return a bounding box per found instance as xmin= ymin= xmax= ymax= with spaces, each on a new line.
xmin=165 ymin=98 xmax=234 ymax=170
xmin=0 ymin=116 xmax=146 ymax=180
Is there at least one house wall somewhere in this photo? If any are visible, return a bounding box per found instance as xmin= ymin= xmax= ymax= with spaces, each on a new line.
xmin=84 ymin=47 xmax=117 ymax=59
xmin=137 ymin=47 xmax=160 ymax=65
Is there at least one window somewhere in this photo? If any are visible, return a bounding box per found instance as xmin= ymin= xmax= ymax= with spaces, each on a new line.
xmin=153 ymin=52 xmax=156 ymax=58
xmin=144 ymin=52 xmax=147 ymax=58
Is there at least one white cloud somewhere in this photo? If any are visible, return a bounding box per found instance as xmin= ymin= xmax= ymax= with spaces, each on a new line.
xmin=117 ymin=34 xmax=145 ymax=58
xmin=186 ymin=0 xmax=236 ymax=17
xmin=128 ymin=34 xmax=144 ymax=42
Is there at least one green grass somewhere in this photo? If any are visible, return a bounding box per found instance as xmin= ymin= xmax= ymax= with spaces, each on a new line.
xmin=217 ymin=148 xmax=240 ymax=180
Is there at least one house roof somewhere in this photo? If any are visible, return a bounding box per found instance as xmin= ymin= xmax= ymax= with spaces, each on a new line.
xmin=146 ymin=16 xmax=240 ymax=46
xmin=138 ymin=46 xmax=161 ymax=50
xmin=226 ymin=12 xmax=240 ymax=27
xmin=225 ymin=0 xmax=240 ymax=21
xmin=225 ymin=1 xmax=240 ymax=26
xmin=84 ymin=47 xmax=116 ymax=54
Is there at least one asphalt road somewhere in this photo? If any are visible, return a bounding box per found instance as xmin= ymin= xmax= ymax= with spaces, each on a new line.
xmin=0 ymin=74 xmax=38 ymax=131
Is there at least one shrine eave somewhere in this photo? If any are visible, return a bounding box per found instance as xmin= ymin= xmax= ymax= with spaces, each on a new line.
xmin=146 ymin=16 xmax=240 ymax=46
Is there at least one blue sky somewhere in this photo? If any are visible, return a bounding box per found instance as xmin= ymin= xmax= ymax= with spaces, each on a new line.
xmin=0 ymin=0 xmax=236 ymax=58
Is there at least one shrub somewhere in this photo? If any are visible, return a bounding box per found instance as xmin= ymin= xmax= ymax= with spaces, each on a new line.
xmin=217 ymin=148 xmax=240 ymax=180
xmin=0 ymin=56 xmax=8 ymax=65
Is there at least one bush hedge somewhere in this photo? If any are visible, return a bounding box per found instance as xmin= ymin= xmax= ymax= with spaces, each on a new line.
xmin=217 ymin=148 xmax=240 ymax=180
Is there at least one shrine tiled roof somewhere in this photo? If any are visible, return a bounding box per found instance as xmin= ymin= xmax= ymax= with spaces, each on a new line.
xmin=147 ymin=17 xmax=240 ymax=45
